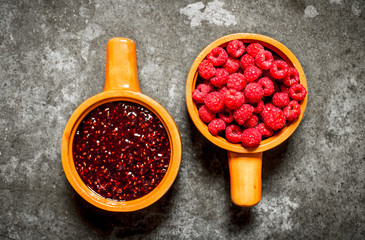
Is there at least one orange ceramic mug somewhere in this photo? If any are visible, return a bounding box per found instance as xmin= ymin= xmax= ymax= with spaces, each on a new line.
xmin=186 ymin=33 xmax=308 ymax=207
xmin=61 ymin=38 xmax=182 ymax=212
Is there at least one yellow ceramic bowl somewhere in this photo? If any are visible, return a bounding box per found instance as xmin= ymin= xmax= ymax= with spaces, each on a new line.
xmin=186 ymin=33 xmax=307 ymax=206
xmin=62 ymin=38 xmax=182 ymax=212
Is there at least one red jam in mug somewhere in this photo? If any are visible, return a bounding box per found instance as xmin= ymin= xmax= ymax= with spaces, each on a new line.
xmin=72 ymin=101 xmax=171 ymax=201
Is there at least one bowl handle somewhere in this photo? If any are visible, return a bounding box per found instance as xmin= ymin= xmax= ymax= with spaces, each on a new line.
xmin=227 ymin=151 xmax=262 ymax=207
xmin=104 ymin=38 xmax=141 ymax=93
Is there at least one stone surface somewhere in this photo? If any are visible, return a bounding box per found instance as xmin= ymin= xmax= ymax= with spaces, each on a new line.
xmin=0 ymin=0 xmax=364 ymax=239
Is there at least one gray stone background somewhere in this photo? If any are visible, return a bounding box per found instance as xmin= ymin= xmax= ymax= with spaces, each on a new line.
xmin=0 ymin=0 xmax=364 ymax=239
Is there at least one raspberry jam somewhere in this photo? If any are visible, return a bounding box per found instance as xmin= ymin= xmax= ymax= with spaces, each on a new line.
xmin=72 ymin=101 xmax=171 ymax=201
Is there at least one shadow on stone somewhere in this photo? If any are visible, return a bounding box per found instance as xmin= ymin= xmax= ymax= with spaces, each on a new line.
xmin=262 ymin=139 xmax=288 ymax=181
xmin=188 ymin=118 xmax=251 ymax=229
xmin=229 ymin=205 xmax=252 ymax=229
xmin=188 ymin=117 xmax=225 ymax=177
xmin=72 ymin=184 xmax=176 ymax=238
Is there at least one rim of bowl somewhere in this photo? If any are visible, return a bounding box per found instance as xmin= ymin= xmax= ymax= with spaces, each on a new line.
xmin=185 ymin=33 xmax=308 ymax=153
xmin=62 ymin=90 xmax=182 ymax=212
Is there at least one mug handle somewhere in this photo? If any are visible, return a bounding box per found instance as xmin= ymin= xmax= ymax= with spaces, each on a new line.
xmin=104 ymin=38 xmax=141 ymax=93
xmin=227 ymin=151 xmax=263 ymax=207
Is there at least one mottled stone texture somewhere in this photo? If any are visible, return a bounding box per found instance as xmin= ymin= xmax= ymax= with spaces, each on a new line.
xmin=0 ymin=0 xmax=364 ymax=239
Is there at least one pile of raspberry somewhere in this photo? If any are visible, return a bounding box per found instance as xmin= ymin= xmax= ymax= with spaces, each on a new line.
xmin=192 ymin=40 xmax=307 ymax=148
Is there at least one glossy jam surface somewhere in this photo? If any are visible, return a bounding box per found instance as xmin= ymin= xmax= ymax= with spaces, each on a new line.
xmin=73 ymin=101 xmax=171 ymax=201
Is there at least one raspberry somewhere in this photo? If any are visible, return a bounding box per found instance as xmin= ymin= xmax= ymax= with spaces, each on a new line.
xmin=224 ymin=89 xmax=245 ymax=110
xmin=240 ymin=54 xmax=255 ymax=70
xmin=255 ymin=123 xmax=273 ymax=138
xmin=198 ymin=105 xmax=216 ymax=123
xmin=280 ymin=84 xmax=290 ymax=94
xmin=251 ymin=99 xmax=264 ymax=114
xmin=246 ymin=43 xmax=264 ymax=57
xmin=289 ymin=84 xmax=307 ymax=102
xmin=207 ymin=47 xmax=228 ymax=67
xmin=255 ymin=50 xmax=274 ymax=70
xmin=226 ymin=40 xmax=246 ymax=58
xmin=272 ymin=92 xmax=290 ymax=108
xmin=210 ymin=68 xmax=229 ymax=87
xmin=198 ymin=60 xmax=216 ymax=80
xmin=202 ymin=80 xmax=215 ymax=90
xmin=243 ymin=114 xmax=259 ymax=128
xmin=283 ymin=68 xmax=299 ymax=87
xmin=224 ymin=56 xmax=240 ymax=74
xmin=284 ymin=100 xmax=301 ymax=121
xmin=219 ymin=110 xmax=234 ymax=124
xmin=218 ymin=86 xmax=228 ymax=95
xmin=208 ymin=118 xmax=226 ymax=136
xmin=201 ymin=81 xmax=215 ymax=94
xmin=244 ymin=83 xmax=264 ymax=103
xmin=241 ymin=128 xmax=262 ymax=148
xmin=260 ymin=103 xmax=275 ymax=121
xmin=234 ymin=104 xmax=254 ymax=125
xmin=270 ymin=60 xmax=289 ymax=80
xmin=204 ymin=91 xmax=224 ymax=112
xmin=194 ymin=42 xmax=306 ymax=148
xmin=262 ymin=106 xmax=286 ymax=131
xmin=244 ymin=65 xmax=263 ymax=83
xmin=225 ymin=124 xmax=242 ymax=143
xmin=258 ymin=77 xmax=275 ymax=96
xmin=192 ymin=83 xmax=212 ymax=103
xmin=198 ymin=60 xmax=215 ymax=80
xmin=227 ymin=73 xmax=246 ymax=91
